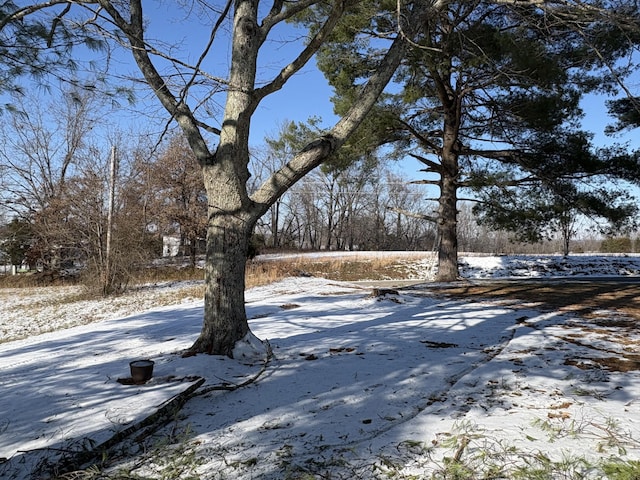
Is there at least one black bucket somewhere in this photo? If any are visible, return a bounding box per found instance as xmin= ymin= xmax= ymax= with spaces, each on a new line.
xmin=129 ymin=359 xmax=155 ymax=384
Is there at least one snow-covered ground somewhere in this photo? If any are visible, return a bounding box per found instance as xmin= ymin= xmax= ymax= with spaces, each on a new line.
xmin=1 ymin=253 xmax=640 ymax=479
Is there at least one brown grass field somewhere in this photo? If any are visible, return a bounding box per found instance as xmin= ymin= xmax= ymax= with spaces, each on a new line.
xmin=3 ymin=254 xmax=639 ymax=325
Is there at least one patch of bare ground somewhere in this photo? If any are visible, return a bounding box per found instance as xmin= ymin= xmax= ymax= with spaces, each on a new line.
xmin=436 ymin=281 xmax=640 ymax=319
xmin=434 ymin=281 xmax=640 ymax=373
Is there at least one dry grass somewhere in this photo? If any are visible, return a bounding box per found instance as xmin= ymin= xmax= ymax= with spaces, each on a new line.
xmin=0 ymin=254 xmax=425 ymax=290
xmin=0 ymin=255 xmax=429 ymax=343
xmin=140 ymin=253 xmax=431 ymax=288
xmin=246 ymin=253 xmax=428 ymax=286
xmin=0 ymin=271 xmax=72 ymax=288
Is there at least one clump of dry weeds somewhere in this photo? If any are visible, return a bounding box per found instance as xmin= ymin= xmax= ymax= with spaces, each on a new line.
xmin=247 ymin=253 xmax=429 ymax=286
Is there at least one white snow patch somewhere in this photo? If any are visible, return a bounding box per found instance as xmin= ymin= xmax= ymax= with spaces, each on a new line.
xmin=232 ymin=330 xmax=268 ymax=363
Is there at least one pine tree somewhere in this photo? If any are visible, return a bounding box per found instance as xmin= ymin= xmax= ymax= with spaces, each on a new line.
xmin=317 ymin=0 xmax=640 ymax=280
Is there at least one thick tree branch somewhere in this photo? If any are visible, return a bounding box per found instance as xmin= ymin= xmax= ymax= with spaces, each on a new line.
xmin=250 ymin=12 xmax=418 ymax=214
xmin=411 ymin=179 xmax=440 ymax=186
xmin=458 ymin=175 xmax=538 ymax=188
xmin=410 ymin=152 xmax=442 ymax=172
xmin=254 ymin=1 xmax=346 ymax=103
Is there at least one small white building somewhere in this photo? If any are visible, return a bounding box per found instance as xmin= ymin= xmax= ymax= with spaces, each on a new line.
xmin=162 ymin=235 xmax=181 ymax=257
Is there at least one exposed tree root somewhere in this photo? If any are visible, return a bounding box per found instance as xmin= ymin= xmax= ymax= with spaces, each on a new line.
xmin=195 ymin=339 xmax=273 ymax=396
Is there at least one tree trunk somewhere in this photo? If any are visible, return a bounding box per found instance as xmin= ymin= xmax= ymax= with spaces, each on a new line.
xmin=432 ymin=54 xmax=462 ymax=282
xmin=188 ymin=0 xmax=258 ymax=356
xmin=325 ymin=189 xmax=335 ymax=250
xmin=188 ymin=233 xmax=197 ymax=270
xmin=270 ymin=202 xmax=280 ymax=248
xmin=560 ymin=210 xmax=573 ymax=256
xmin=436 ymin=169 xmax=459 ymax=281
xmin=435 ymin=132 xmax=460 ymax=282
xmin=190 ymin=207 xmax=253 ymax=357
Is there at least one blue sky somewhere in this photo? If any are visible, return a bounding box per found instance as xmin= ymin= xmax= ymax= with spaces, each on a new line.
xmin=121 ymin=4 xmax=638 ymax=154
xmin=136 ymin=3 xmax=640 ymax=197
xmin=581 ymin=92 xmax=639 ymax=148
xmin=249 ymin=62 xmax=338 ymax=144
xmin=10 ymin=3 xmax=639 ymax=178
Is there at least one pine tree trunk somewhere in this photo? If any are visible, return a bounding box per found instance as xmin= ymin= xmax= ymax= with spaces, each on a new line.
xmin=436 ymin=175 xmax=459 ymax=281
xmin=436 ymin=127 xmax=460 ymax=282
xmin=436 ymin=181 xmax=459 ymax=282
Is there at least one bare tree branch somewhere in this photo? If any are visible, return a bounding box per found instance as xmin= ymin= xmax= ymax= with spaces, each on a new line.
xmin=261 ymin=0 xmax=323 ymax=30
xmin=96 ymin=0 xmax=214 ymax=163
xmin=388 ymin=206 xmax=438 ymax=223
xmin=411 ymin=178 xmax=440 ymax=185
xmin=254 ymin=1 xmax=347 ymax=103
xmin=178 ymin=0 xmax=233 ymax=110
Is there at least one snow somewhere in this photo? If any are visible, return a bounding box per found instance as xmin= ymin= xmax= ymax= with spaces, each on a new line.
xmin=1 ymin=253 xmax=640 ymax=479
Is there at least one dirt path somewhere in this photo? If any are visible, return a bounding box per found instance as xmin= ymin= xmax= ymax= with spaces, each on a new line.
xmin=431 ymin=281 xmax=640 ymax=321
xmin=429 ymin=280 xmax=640 ymax=373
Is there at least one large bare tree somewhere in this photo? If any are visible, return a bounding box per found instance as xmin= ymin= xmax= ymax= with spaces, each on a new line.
xmin=3 ymin=1 xmax=428 ymax=356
